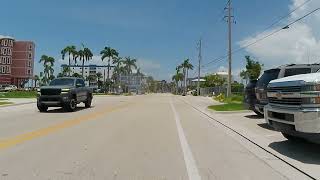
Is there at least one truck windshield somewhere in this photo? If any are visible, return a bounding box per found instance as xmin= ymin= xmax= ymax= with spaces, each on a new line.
xmin=49 ymin=79 xmax=74 ymax=86
xmin=256 ymin=69 xmax=280 ymax=88
xmin=284 ymin=68 xmax=311 ymax=77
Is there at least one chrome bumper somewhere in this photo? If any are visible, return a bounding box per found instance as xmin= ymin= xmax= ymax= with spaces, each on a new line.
xmin=265 ymin=104 xmax=320 ymax=133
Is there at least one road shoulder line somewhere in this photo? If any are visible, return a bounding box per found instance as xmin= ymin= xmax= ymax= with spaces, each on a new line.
xmin=170 ymin=98 xmax=202 ymax=180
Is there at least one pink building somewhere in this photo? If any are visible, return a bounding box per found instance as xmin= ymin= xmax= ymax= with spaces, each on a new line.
xmin=0 ymin=36 xmax=35 ymax=87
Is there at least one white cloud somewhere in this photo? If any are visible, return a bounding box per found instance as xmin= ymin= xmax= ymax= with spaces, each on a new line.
xmin=136 ymin=59 xmax=161 ymax=75
xmin=238 ymin=0 xmax=320 ymax=68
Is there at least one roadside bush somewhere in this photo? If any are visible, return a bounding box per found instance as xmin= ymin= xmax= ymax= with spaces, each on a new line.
xmin=214 ymin=93 xmax=225 ymax=102
xmin=0 ymin=91 xmax=37 ymax=98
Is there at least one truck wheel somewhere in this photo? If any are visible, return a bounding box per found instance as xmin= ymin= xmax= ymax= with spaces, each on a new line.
xmin=64 ymin=98 xmax=77 ymax=112
xmin=37 ymin=104 xmax=48 ymax=112
xmin=282 ymin=133 xmax=301 ymax=141
xmin=84 ymin=95 xmax=92 ymax=108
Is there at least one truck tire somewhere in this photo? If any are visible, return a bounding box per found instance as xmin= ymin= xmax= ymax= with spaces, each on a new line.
xmin=282 ymin=133 xmax=302 ymax=141
xmin=64 ymin=98 xmax=77 ymax=112
xmin=37 ymin=104 xmax=48 ymax=112
xmin=84 ymin=94 xmax=92 ymax=108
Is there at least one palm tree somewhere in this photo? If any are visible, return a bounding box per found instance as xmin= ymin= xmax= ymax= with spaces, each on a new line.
xmin=112 ymin=57 xmax=124 ymax=84
xmin=172 ymin=68 xmax=184 ymax=94
xmin=80 ymin=46 xmax=93 ymax=77
xmin=123 ymin=57 xmax=137 ymax=75
xmin=100 ymin=47 xmax=119 ymax=85
xmin=61 ymin=45 xmax=77 ymax=76
xmin=62 ymin=66 xmax=71 ymax=76
xmin=39 ymin=55 xmax=55 ymax=84
xmin=179 ymin=59 xmax=193 ymax=95
xmin=86 ymin=74 xmax=97 ymax=87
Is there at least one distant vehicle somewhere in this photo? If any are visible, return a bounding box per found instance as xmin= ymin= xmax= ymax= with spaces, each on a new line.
xmin=37 ymin=77 xmax=93 ymax=112
xmin=265 ymin=71 xmax=320 ymax=143
xmin=1 ymin=84 xmax=17 ymax=92
xmin=253 ymin=64 xmax=320 ymax=116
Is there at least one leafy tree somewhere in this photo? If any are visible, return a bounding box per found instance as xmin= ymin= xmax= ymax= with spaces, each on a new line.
xmin=72 ymin=72 xmax=82 ymax=78
xmin=203 ymin=74 xmax=226 ymax=87
xmin=240 ymin=56 xmax=263 ymax=81
xmin=86 ymin=74 xmax=97 ymax=86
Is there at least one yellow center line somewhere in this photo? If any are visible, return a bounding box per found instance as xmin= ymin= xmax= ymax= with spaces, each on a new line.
xmin=0 ymin=103 xmax=133 ymax=150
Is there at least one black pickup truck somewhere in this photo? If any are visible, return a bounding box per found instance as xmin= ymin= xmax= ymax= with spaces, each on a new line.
xmin=37 ymin=77 xmax=93 ymax=112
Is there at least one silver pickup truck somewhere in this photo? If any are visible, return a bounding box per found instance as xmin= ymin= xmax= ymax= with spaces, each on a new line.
xmin=37 ymin=77 xmax=93 ymax=112
xmin=265 ymin=72 xmax=320 ymax=143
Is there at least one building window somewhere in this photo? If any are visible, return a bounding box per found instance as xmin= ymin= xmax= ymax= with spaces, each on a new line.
xmin=28 ymin=53 xmax=32 ymax=59
xmin=6 ymin=57 xmax=11 ymax=65
xmin=29 ymin=44 xmax=33 ymax=50
xmin=27 ymin=69 xmax=31 ymax=75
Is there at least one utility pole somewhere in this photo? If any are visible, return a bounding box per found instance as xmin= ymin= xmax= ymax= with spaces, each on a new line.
xmin=226 ymin=0 xmax=233 ymax=97
xmin=197 ymin=38 xmax=202 ymax=96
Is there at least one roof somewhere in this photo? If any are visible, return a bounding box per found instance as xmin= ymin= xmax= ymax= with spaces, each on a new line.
xmin=0 ymin=35 xmax=14 ymax=40
xmin=191 ymin=79 xmax=206 ymax=82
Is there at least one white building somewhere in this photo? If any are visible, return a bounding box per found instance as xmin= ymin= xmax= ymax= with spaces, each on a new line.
xmin=61 ymin=64 xmax=114 ymax=87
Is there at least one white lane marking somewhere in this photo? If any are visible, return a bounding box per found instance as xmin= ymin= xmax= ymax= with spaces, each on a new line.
xmin=170 ymin=99 xmax=202 ymax=180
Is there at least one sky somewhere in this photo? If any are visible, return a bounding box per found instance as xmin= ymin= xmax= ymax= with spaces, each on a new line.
xmin=2 ymin=0 xmax=318 ymax=81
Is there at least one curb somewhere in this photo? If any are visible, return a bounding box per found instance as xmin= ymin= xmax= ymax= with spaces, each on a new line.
xmin=208 ymin=109 xmax=252 ymax=114
xmin=0 ymin=101 xmax=36 ymax=108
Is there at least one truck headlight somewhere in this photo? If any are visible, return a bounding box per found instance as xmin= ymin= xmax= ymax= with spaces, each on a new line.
xmin=302 ymin=84 xmax=320 ymax=91
xmin=37 ymin=88 xmax=41 ymax=95
xmin=61 ymin=88 xmax=70 ymax=94
xmin=302 ymin=97 xmax=320 ymax=104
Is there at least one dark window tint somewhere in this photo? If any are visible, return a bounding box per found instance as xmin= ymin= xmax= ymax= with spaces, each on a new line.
xmin=50 ymin=79 xmax=75 ymax=86
xmin=76 ymin=79 xmax=85 ymax=87
xmin=256 ymin=69 xmax=280 ymax=88
xmin=284 ymin=68 xmax=311 ymax=77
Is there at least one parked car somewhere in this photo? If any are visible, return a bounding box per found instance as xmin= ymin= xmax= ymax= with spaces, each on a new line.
xmin=265 ymin=71 xmax=320 ymax=143
xmin=1 ymin=84 xmax=17 ymax=92
xmin=253 ymin=64 xmax=320 ymax=116
xmin=243 ymin=80 xmax=260 ymax=115
xmin=37 ymin=77 xmax=93 ymax=112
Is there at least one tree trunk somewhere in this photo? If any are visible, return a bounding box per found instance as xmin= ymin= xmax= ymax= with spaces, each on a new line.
xmin=82 ymin=59 xmax=85 ymax=77
xmin=107 ymin=57 xmax=110 ymax=92
xmin=68 ymin=52 xmax=71 ymax=76
xmin=183 ymin=68 xmax=187 ymax=95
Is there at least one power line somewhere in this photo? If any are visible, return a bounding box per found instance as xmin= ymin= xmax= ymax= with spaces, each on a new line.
xmin=260 ymin=0 xmax=312 ymax=34
xmin=201 ymin=7 xmax=320 ymax=70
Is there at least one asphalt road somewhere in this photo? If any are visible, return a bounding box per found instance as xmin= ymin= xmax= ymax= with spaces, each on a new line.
xmin=0 ymin=94 xmax=309 ymax=180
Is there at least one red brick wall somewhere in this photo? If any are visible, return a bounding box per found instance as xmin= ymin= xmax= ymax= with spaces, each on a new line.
xmin=12 ymin=41 xmax=34 ymax=78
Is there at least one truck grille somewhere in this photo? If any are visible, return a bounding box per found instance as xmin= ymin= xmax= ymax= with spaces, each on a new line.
xmin=268 ymin=97 xmax=302 ymax=106
xmin=268 ymin=86 xmax=301 ymax=92
xmin=268 ymin=86 xmax=302 ymax=106
xmin=41 ymin=89 xmax=61 ymax=95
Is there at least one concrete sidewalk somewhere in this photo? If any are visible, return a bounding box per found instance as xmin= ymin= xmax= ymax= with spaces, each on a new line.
xmin=182 ymin=95 xmax=320 ymax=180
